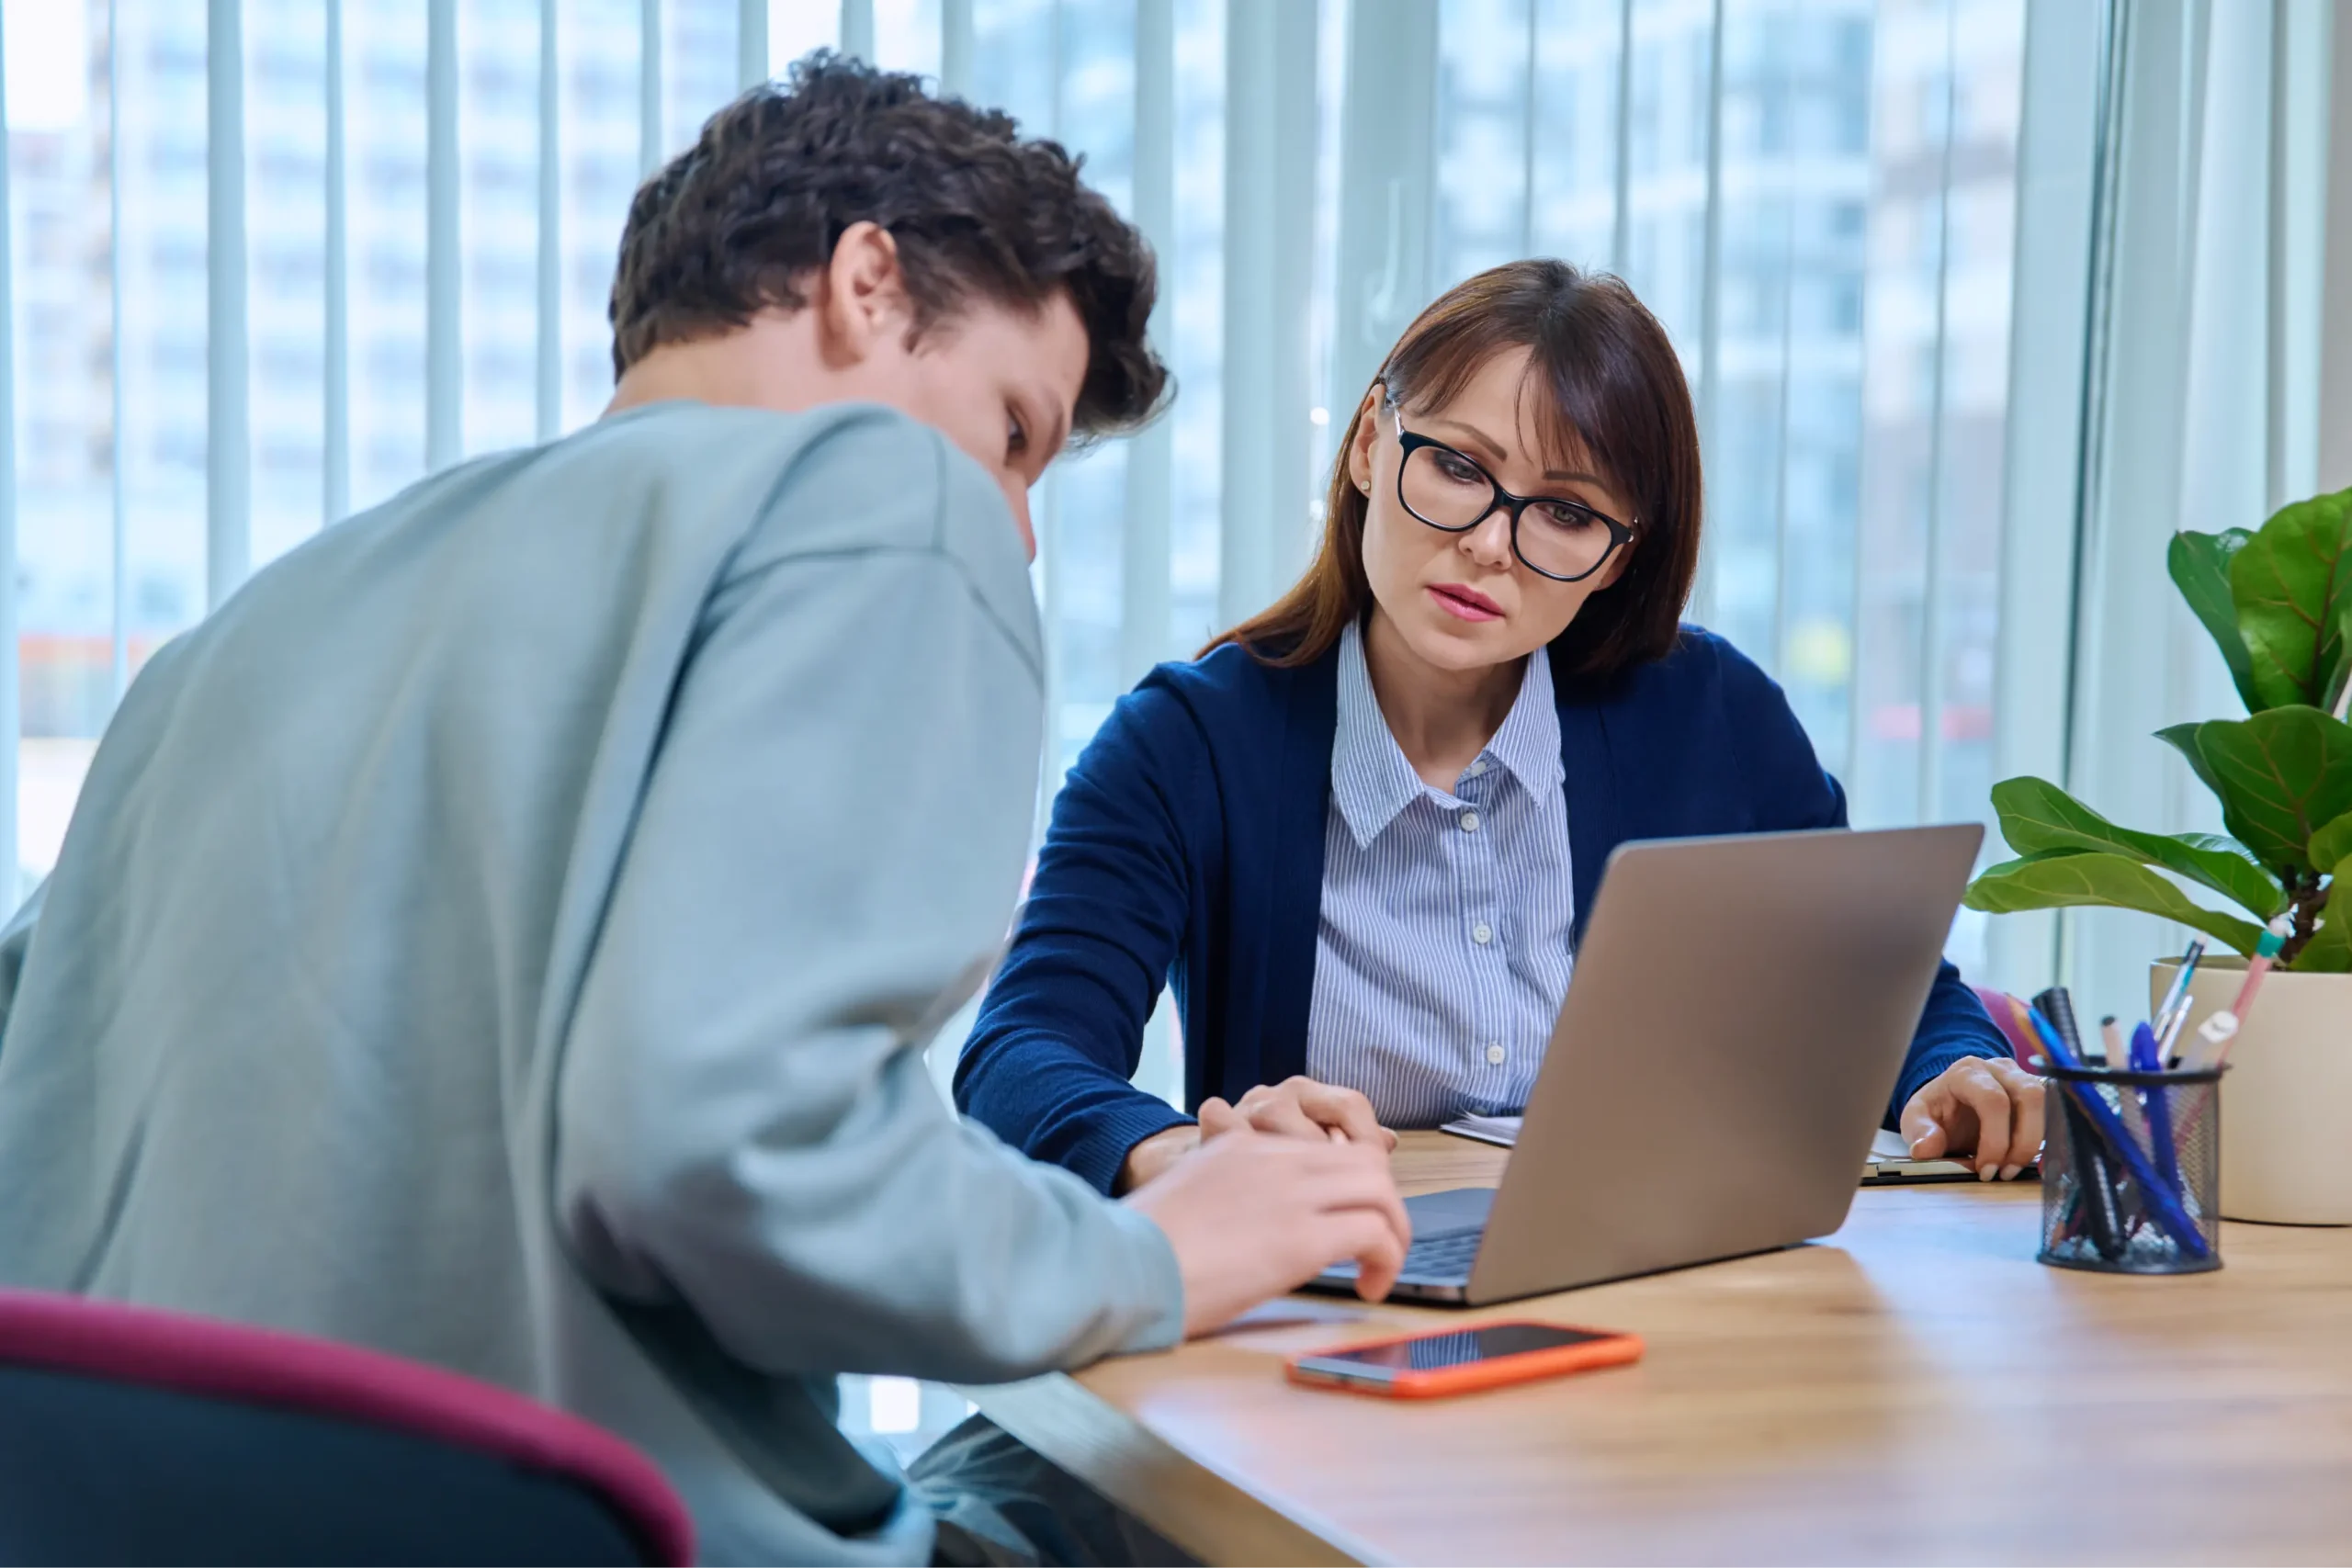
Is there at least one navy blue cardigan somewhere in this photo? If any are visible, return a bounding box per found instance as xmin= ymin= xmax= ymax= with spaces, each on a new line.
xmin=955 ymin=627 xmax=2005 ymax=1194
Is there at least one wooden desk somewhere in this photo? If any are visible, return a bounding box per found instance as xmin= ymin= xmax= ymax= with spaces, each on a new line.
xmin=969 ymin=1131 xmax=2352 ymax=1564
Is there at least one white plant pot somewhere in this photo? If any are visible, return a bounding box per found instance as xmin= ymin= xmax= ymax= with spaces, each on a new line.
xmin=2150 ymin=957 xmax=2352 ymax=1225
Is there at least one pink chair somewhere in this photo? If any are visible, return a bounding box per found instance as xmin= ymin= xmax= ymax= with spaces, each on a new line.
xmin=1971 ymin=984 xmax=2040 ymax=1066
xmin=0 ymin=1288 xmax=694 ymax=1565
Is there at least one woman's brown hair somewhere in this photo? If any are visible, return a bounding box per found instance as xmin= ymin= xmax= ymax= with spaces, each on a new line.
xmin=1205 ymin=259 xmax=1702 ymax=681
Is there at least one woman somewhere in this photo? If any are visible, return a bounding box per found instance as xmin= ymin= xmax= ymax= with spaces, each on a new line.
xmin=956 ymin=259 xmax=2041 ymax=1196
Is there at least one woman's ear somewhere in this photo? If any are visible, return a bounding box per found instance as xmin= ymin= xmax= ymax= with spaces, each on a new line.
xmin=1589 ymin=537 xmax=1636 ymax=592
xmin=1346 ymin=387 xmax=1385 ymax=495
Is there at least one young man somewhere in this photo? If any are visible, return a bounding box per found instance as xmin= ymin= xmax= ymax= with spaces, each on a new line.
xmin=0 ymin=55 xmax=1406 ymax=1564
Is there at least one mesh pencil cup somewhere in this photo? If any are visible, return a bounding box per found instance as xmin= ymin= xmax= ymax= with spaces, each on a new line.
xmin=2037 ymin=1062 xmax=2222 ymax=1275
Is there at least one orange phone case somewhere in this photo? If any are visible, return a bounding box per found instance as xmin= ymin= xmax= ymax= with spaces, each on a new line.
xmin=1283 ymin=1320 xmax=1644 ymax=1399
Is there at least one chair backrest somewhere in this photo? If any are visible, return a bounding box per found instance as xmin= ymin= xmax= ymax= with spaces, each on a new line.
xmin=1972 ymin=983 xmax=2039 ymax=1065
xmin=0 ymin=1289 xmax=695 ymax=1566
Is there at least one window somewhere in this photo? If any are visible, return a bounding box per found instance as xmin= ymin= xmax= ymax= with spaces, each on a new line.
xmin=0 ymin=0 xmax=2041 ymax=884
xmin=6 ymin=0 xmax=2063 ymax=1462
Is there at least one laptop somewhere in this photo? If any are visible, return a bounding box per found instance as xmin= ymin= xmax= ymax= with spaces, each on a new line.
xmin=1307 ymin=823 xmax=1984 ymax=1306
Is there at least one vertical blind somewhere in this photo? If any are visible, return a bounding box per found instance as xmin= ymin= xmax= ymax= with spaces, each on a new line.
xmin=2018 ymin=0 xmax=2340 ymax=1021
xmin=0 ymin=0 xmax=2032 ymax=967
xmin=2 ymin=0 xmax=2060 ymax=1457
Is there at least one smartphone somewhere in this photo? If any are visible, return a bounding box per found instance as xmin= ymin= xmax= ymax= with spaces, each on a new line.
xmin=1284 ymin=1319 xmax=1643 ymax=1399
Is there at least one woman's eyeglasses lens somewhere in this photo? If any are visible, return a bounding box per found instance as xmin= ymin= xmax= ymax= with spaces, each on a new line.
xmin=1397 ymin=442 xmax=1618 ymax=581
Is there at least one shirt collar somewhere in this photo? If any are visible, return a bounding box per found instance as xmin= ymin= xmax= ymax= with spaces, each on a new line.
xmin=1329 ymin=619 xmax=1565 ymax=849
xmin=1484 ymin=637 xmax=1566 ymax=797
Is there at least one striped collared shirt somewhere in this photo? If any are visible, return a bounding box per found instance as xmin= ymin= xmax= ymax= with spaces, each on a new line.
xmin=1304 ymin=620 xmax=1577 ymax=1127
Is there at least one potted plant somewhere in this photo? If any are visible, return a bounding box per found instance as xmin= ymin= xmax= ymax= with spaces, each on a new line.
xmin=1963 ymin=485 xmax=2352 ymax=1224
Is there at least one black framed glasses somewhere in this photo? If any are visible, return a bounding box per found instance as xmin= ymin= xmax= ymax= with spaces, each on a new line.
xmin=1390 ymin=418 xmax=1635 ymax=584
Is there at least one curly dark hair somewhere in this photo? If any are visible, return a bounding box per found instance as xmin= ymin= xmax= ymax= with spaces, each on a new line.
xmin=608 ymin=51 xmax=1168 ymax=440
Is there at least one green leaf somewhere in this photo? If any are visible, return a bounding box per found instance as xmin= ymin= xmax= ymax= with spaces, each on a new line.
xmin=2325 ymin=603 xmax=2352 ymax=716
xmin=2159 ymin=721 xmax=2301 ymax=869
xmin=2290 ymin=880 xmax=2352 ymax=973
xmin=2191 ymin=707 xmax=2352 ymax=874
xmin=2290 ymin=821 xmax=2352 ymax=974
xmin=2170 ymin=528 xmax=2262 ymax=711
xmin=2293 ymin=926 xmax=2351 ymax=971
xmin=1987 ymin=775 xmax=2285 ymax=919
xmin=1964 ymin=851 xmax=2267 ymax=954
xmin=2157 ymin=722 xmax=2229 ymax=802
xmin=2310 ymin=810 xmax=2352 ymax=879
xmin=2231 ymin=489 xmax=2352 ymax=710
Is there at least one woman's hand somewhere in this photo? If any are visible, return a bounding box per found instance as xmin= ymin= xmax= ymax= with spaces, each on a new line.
xmin=1199 ymin=1075 xmax=1397 ymax=1153
xmin=1115 ymin=1076 xmax=1396 ymax=1193
xmin=1900 ymin=1055 xmax=2045 ymax=1179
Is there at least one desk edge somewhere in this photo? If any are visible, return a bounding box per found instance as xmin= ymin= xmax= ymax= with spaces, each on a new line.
xmin=960 ymin=1371 xmax=1385 ymax=1568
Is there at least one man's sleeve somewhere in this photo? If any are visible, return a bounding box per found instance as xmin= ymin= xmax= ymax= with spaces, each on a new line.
xmin=553 ymin=423 xmax=1184 ymax=1384
xmin=0 ymin=880 xmax=47 ymax=1056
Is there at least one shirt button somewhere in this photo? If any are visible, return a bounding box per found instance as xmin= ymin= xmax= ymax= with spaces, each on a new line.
xmin=1459 ymin=810 xmax=1481 ymax=833
xmin=1467 ymin=759 xmax=1487 ymax=777
xmin=1485 ymin=1043 xmax=1507 ymax=1066
xmin=1472 ymin=921 xmax=1493 ymax=945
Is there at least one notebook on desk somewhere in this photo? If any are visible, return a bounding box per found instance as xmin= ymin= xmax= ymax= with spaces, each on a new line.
xmin=1435 ymin=1117 xmax=1983 ymax=1183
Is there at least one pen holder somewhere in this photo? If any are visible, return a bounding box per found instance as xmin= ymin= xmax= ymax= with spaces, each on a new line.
xmin=2036 ymin=1063 xmax=2222 ymax=1275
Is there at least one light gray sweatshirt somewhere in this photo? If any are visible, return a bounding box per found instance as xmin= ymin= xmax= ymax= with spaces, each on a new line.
xmin=0 ymin=402 xmax=1184 ymax=1563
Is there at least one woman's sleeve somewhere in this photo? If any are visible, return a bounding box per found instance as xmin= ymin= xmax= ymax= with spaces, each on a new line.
xmin=955 ymin=682 xmax=1206 ymax=1193
xmin=1714 ymin=638 xmax=2007 ymax=1124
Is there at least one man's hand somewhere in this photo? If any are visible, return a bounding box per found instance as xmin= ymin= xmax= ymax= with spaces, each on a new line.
xmin=1123 ymin=1129 xmax=1410 ymax=1336
xmin=1199 ymin=1076 xmax=1396 ymax=1152
xmin=1900 ymin=1055 xmax=2045 ymax=1179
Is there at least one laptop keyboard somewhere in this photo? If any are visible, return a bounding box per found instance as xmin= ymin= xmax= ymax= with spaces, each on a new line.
xmin=1399 ymin=1228 xmax=1482 ymax=1280
xmin=1325 ymin=1227 xmax=1484 ymax=1285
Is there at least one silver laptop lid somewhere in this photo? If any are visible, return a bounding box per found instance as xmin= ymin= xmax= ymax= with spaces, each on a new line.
xmin=1464 ymin=823 xmax=1983 ymax=1304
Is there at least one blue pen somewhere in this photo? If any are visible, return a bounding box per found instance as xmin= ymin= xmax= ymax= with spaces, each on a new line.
xmin=2129 ymin=1021 xmax=2186 ymax=1201
xmin=2029 ymin=1008 xmax=2210 ymax=1259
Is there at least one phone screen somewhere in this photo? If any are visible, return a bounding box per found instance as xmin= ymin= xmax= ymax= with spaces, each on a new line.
xmin=1305 ymin=1323 xmax=1613 ymax=1379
